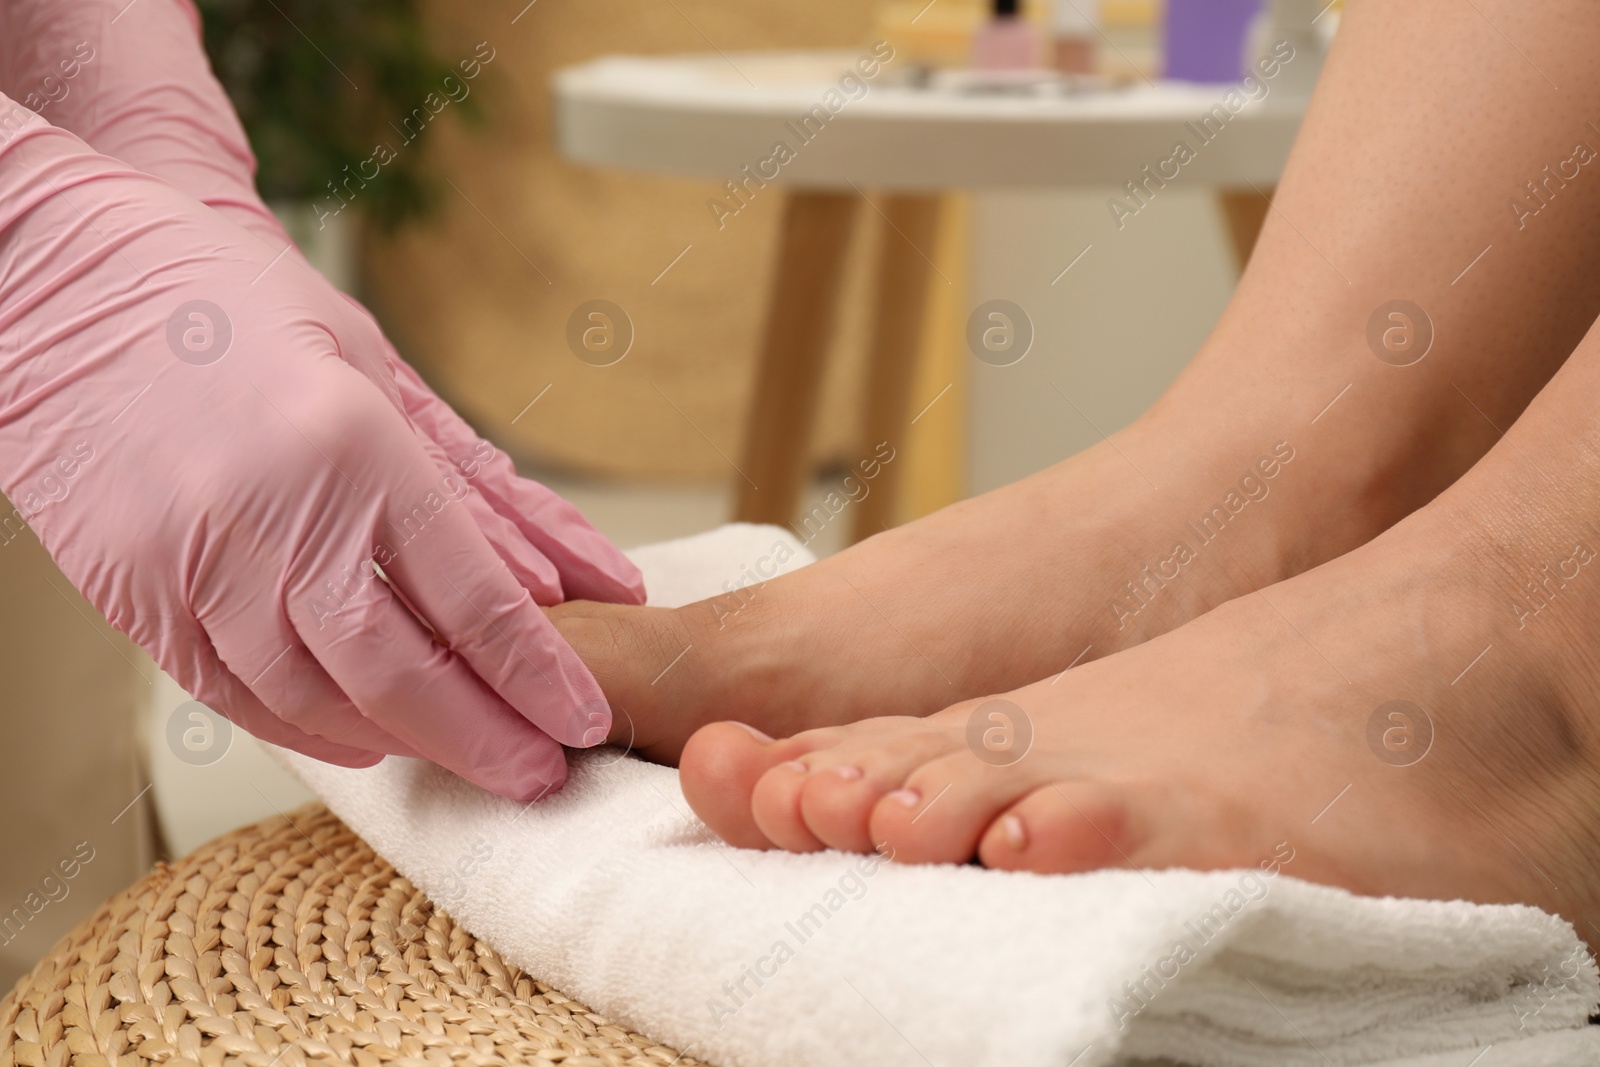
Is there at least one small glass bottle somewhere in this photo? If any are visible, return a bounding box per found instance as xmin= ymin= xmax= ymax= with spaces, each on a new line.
xmin=1050 ymin=0 xmax=1098 ymax=75
xmin=971 ymin=0 xmax=1041 ymax=70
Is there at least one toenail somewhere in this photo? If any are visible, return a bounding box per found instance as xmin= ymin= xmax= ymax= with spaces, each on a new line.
xmin=1001 ymin=814 xmax=1027 ymax=850
xmin=888 ymin=788 xmax=920 ymax=808
xmin=830 ymin=765 xmax=864 ymax=781
xmin=780 ymin=760 xmax=809 ymax=774
xmin=733 ymin=722 xmax=774 ymax=744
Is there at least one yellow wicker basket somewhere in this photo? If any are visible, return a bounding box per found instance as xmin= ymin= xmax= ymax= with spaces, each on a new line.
xmin=0 ymin=805 xmax=702 ymax=1067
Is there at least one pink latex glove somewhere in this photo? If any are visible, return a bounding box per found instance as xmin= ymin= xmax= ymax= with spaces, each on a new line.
xmin=0 ymin=0 xmax=645 ymax=617
xmin=0 ymin=27 xmax=639 ymax=800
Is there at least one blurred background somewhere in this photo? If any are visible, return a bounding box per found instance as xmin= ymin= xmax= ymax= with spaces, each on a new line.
xmin=0 ymin=0 xmax=1339 ymax=989
xmin=211 ymin=0 xmax=1276 ymax=530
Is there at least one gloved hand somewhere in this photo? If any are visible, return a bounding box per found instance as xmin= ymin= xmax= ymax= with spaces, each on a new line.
xmin=0 ymin=0 xmax=645 ymax=618
xmin=0 ymin=103 xmax=631 ymax=799
xmin=0 ymin=0 xmax=645 ymax=798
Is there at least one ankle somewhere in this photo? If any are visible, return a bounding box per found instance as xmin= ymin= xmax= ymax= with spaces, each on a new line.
xmin=1107 ymin=414 xmax=1365 ymax=587
xmin=1126 ymin=379 xmax=1468 ymax=589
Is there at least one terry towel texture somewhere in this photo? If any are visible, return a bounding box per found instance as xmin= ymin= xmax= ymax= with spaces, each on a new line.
xmin=279 ymin=524 xmax=1600 ymax=1067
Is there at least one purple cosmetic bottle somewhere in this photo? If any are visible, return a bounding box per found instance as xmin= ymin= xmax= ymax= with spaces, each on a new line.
xmin=1163 ymin=0 xmax=1264 ymax=83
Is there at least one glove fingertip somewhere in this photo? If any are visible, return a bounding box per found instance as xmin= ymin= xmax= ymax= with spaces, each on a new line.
xmin=563 ymin=554 xmax=648 ymax=606
xmin=285 ymin=738 xmax=385 ymax=770
xmin=557 ymin=694 xmax=612 ymax=751
xmin=597 ymin=563 xmax=648 ymax=606
xmin=617 ymin=560 xmax=648 ymax=604
xmin=494 ymin=743 xmax=570 ymax=802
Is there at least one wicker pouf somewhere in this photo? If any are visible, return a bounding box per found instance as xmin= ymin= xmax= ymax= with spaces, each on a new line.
xmin=0 ymin=804 xmax=703 ymax=1067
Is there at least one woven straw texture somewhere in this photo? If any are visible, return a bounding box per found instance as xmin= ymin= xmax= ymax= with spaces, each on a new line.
xmin=0 ymin=804 xmax=703 ymax=1067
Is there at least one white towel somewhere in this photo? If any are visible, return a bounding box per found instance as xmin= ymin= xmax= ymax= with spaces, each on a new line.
xmin=278 ymin=524 xmax=1600 ymax=1067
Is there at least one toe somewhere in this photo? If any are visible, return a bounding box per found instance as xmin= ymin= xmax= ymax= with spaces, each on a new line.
xmin=744 ymin=718 xmax=960 ymax=854
xmin=751 ymin=757 xmax=831 ymax=852
xmin=795 ymin=762 xmax=881 ymax=852
xmin=977 ymin=780 xmax=1143 ymax=874
xmin=681 ymin=721 xmax=809 ymax=849
xmin=796 ymin=725 xmax=964 ymax=852
xmin=749 ymin=726 xmax=889 ymax=851
xmin=866 ymin=750 xmax=1046 ymax=865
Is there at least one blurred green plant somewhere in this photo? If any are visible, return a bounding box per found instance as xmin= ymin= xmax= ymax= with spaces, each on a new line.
xmin=195 ymin=0 xmax=487 ymax=230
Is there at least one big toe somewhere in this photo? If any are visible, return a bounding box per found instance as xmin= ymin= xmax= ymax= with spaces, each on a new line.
xmin=681 ymin=721 xmax=799 ymax=849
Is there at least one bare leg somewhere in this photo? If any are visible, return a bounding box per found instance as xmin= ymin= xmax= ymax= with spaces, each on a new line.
xmin=685 ymin=286 xmax=1600 ymax=954
xmin=562 ymin=0 xmax=1600 ymax=760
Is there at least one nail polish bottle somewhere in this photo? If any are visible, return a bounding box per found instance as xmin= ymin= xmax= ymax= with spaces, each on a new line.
xmin=1050 ymin=0 xmax=1098 ymax=75
xmin=971 ymin=0 xmax=1041 ymax=71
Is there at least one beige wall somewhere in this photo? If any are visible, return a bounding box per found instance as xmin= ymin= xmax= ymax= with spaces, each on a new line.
xmin=967 ymin=188 xmax=1238 ymax=493
xmin=0 ymin=521 xmax=152 ymax=993
xmin=363 ymin=0 xmax=885 ymax=482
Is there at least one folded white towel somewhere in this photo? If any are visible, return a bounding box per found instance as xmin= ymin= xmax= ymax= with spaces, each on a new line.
xmin=279 ymin=524 xmax=1600 ymax=1067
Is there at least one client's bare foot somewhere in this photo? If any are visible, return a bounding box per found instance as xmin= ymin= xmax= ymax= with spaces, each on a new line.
xmin=678 ymin=346 xmax=1600 ymax=938
xmin=555 ymin=394 xmax=1484 ymax=763
xmin=554 ymin=435 xmax=1324 ymax=761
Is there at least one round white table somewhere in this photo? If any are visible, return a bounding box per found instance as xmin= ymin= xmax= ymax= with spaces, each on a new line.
xmin=553 ymin=48 xmax=1316 ymax=536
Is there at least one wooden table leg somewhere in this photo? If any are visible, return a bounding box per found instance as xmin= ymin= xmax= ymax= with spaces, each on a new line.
xmin=851 ymin=194 xmax=943 ymax=544
xmin=733 ymin=190 xmax=859 ymax=527
xmin=1218 ymin=186 xmax=1274 ymax=272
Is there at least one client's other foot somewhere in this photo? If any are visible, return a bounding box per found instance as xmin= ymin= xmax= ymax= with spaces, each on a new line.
xmin=679 ymin=334 xmax=1600 ymax=940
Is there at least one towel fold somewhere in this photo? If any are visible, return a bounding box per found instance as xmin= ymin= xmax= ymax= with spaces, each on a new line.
xmin=278 ymin=524 xmax=1600 ymax=1067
